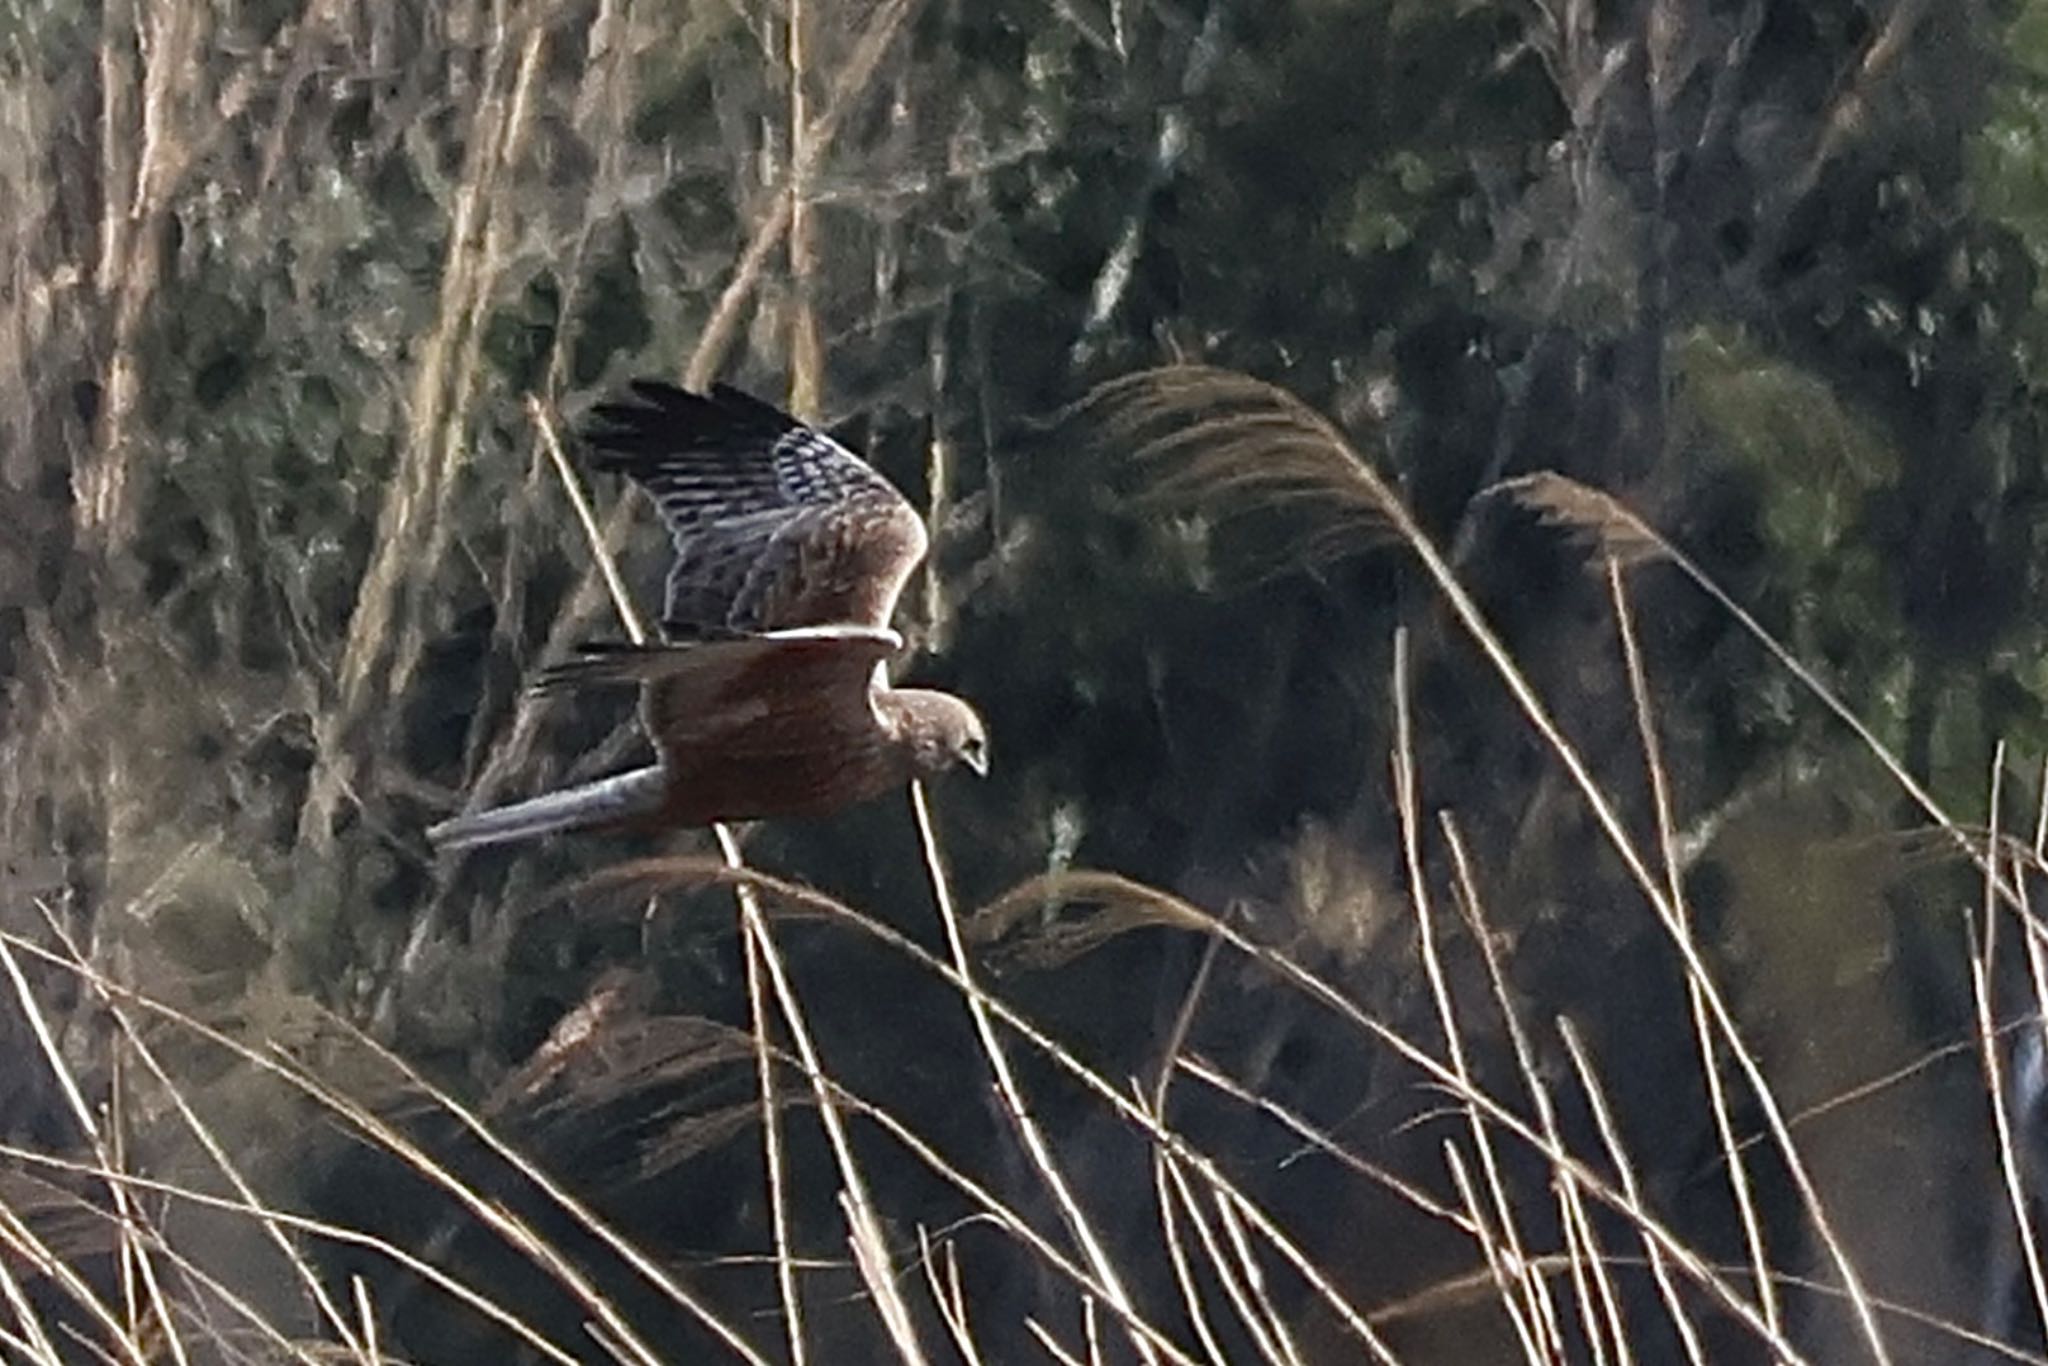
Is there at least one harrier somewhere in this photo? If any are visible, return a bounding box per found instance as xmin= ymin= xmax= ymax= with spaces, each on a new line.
xmin=427 ymin=382 xmax=987 ymax=851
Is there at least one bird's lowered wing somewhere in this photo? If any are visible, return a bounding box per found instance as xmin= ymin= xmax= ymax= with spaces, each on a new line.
xmin=533 ymin=625 xmax=902 ymax=763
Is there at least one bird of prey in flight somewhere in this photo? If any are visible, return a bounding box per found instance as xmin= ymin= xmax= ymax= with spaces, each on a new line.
xmin=428 ymin=382 xmax=987 ymax=851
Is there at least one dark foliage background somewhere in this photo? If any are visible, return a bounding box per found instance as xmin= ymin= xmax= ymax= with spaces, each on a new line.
xmin=8 ymin=0 xmax=2048 ymax=1361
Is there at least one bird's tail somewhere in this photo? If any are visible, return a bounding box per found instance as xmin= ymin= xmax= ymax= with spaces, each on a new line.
xmin=427 ymin=766 xmax=667 ymax=852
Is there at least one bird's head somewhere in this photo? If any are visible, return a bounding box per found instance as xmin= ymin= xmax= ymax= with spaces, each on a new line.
xmin=893 ymin=689 xmax=989 ymax=778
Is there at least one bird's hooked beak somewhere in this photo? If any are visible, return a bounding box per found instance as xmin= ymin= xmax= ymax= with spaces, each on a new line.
xmin=963 ymin=737 xmax=990 ymax=777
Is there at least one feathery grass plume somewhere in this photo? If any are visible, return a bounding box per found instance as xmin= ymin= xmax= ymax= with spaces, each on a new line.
xmin=1488 ymin=471 xmax=1670 ymax=570
xmin=966 ymin=870 xmax=1215 ymax=972
xmin=1074 ymin=365 xmax=1403 ymax=584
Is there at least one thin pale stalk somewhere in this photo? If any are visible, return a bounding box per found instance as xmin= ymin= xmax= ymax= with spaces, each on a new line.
xmin=1973 ymin=750 xmax=2048 ymax=1347
xmin=1159 ymin=1153 xmax=1290 ymax=1365
xmin=786 ymin=0 xmax=821 ymax=417
xmin=0 ymin=1210 xmax=65 ymax=1365
xmin=815 ymin=1084 xmax=1202 ymax=1366
xmin=1561 ymin=1019 xmax=1704 ymax=1365
xmin=918 ymin=1231 xmax=985 ymax=1366
xmin=727 ymin=849 xmax=931 ymax=1366
xmin=1151 ymin=1147 xmax=1234 ymax=1366
xmin=533 ymin=396 xmax=644 ymax=642
xmin=744 ymin=922 xmax=806 ymax=1366
xmin=1436 ymin=818 xmax=1573 ymax=1360
xmin=1608 ymin=561 xmax=1779 ymax=1340
xmin=353 ymin=1277 xmax=381 ymax=1365
xmin=1392 ymin=476 xmax=1888 ymax=1362
xmin=0 ymin=1192 xmax=148 ymax=1366
xmin=327 ymin=1013 xmax=769 ymax=1365
xmin=910 ymin=781 xmax=1158 ymax=1366
xmin=1392 ymin=629 xmax=1542 ymax=1362
xmin=690 ymin=0 xmax=925 ymax=391
xmin=1555 ymin=1171 xmax=1614 ymax=1366
xmin=1441 ymin=1142 xmax=1546 ymax=1366
xmin=1209 ymin=1190 xmax=1308 ymax=1366
xmin=1175 ymin=1057 xmax=1470 ymax=1231
xmin=1026 ymin=1318 xmax=1090 ymax=1366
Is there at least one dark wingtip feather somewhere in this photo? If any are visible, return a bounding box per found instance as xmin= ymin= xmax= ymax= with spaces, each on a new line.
xmin=580 ymin=378 xmax=797 ymax=471
xmin=708 ymin=383 xmax=798 ymax=429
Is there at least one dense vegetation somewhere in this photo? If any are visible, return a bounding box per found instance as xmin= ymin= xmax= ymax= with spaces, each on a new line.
xmin=8 ymin=0 xmax=2048 ymax=1360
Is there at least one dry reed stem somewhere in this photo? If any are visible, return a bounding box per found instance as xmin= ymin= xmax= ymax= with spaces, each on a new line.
xmin=729 ymin=869 xmax=931 ymax=1365
xmin=1434 ymin=818 xmax=1570 ymax=1362
xmin=1025 ymin=1317 xmax=1091 ymax=1366
xmin=1376 ymin=1251 xmax=2048 ymax=1366
xmin=918 ymin=1231 xmax=986 ymax=1365
xmin=1210 ymin=1188 xmax=1309 ymax=1366
xmin=1789 ymin=0 xmax=1933 ymax=204
xmin=1173 ymin=1057 xmax=1468 ymax=1233
xmin=352 ymin=1276 xmax=381 ymax=1365
xmin=1559 ymin=1019 xmax=1705 ymax=1365
xmin=1047 ymin=854 xmax=1803 ymax=1360
xmin=909 ymin=781 xmax=1159 ymax=1366
xmin=326 ymin=1015 xmax=770 ymax=1364
xmin=786 ymin=0 xmax=823 ymax=420
xmin=923 ymin=325 xmax=956 ymax=653
xmin=0 ymin=1196 xmax=67 ymax=1365
xmin=1392 ymin=629 xmax=1545 ymax=1362
xmin=1606 ymin=561 xmax=1781 ymax=1343
xmin=1148 ymin=1144 xmax=1234 ymax=1366
xmin=1972 ymin=749 xmax=2048 ymax=1351
xmin=743 ymin=920 xmax=807 ymax=1366
xmin=611 ymin=861 xmax=1559 ymax=1362
xmin=1138 ymin=951 xmax=1236 ymax=1361
xmin=1089 ymin=373 xmax=1882 ymax=1361
xmin=0 ymin=1140 xmax=580 ymax=1365
xmin=1555 ymin=1169 xmax=1617 ymax=1366
xmin=29 ymin=899 xmax=367 ymax=1357
xmin=843 ymin=1189 xmax=924 ymax=1364
xmin=109 ymin=1227 xmax=336 ymax=1366
xmin=111 ymin=1047 xmax=330 ymax=1357
xmin=409 ymin=22 xmax=552 ymax=641
xmin=82 ymin=0 xmax=204 ymax=551
xmin=1439 ymin=1141 xmax=1546 ymax=1366
xmin=1157 ymin=1154 xmax=1290 ymax=1365
xmin=810 ymin=1082 xmax=1202 ymax=1366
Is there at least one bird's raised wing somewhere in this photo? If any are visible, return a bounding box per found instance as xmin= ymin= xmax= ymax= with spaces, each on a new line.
xmin=584 ymin=381 xmax=928 ymax=637
xmin=533 ymin=625 xmax=902 ymax=764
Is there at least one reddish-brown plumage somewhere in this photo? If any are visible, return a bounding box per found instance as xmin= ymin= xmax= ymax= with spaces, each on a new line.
xmin=427 ymin=382 xmax=986 ymax=853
